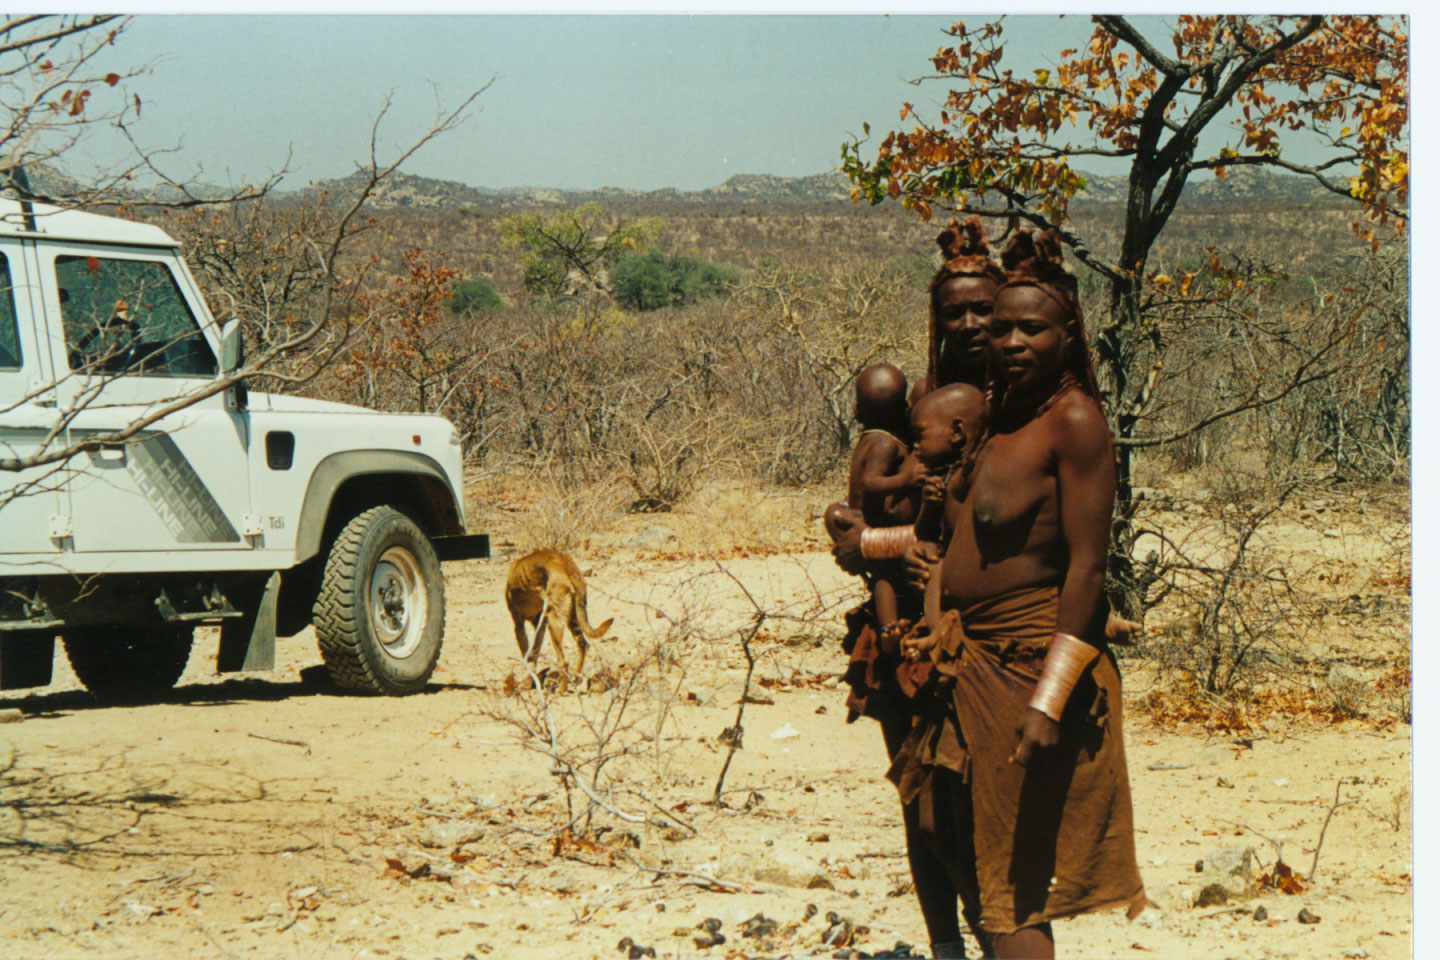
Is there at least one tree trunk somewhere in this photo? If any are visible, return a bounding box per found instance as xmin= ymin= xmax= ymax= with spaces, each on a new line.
xmin=1097 ymin=274 xmax=1144 ymax=618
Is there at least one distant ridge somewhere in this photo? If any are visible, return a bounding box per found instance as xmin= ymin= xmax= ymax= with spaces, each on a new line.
xmin=286 ymin=165 xmax=1349 ymax=212
xmin=13 ymin=162 xmax=1349 ymax=213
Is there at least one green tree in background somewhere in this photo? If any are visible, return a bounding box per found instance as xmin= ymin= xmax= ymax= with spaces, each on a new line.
xmin=498 ymin=203 xmax=659 ymax=304
xmin=611 ymin=251 xmax=738 ymax=311
xmin=448 ymin=277 xmax=502 ymax=315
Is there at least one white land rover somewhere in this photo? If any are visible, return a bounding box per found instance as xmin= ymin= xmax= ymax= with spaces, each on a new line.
xmin=0 ymin=198 xmax=488 ymax=698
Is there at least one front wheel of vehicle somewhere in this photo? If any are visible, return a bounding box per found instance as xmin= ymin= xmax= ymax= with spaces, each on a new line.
xmin=61 ymin=625 xmax=193 ymax=700
xmin=312 ymin=506 xmax=445 ymax=695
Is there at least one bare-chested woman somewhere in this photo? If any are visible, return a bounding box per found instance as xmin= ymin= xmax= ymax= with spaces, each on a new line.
xmin=829 ymin=217 xmax=1006 ymax=960
xmin=893 ymin=229 xmax=1146 ymax=959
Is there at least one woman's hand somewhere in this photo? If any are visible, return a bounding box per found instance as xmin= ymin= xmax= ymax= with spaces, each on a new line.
xmin=903 ymin=541 xmax=940 ymax=593
xmin=901 ymin=626 xmax=936 ymax=662
xmin=1010 ymin=707 xmax=1060 ymax=767
xmin=829 ymin=505 xmax=867 ymax=575
xmin=1104 ymin=611 xmax=1143 ymax=646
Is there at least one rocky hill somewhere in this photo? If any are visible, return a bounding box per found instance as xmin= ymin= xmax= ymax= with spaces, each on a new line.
xmin=9 ymin=161 xmax=1348 ymax=214
xmin=281 ymin=164 xmax=1347 ymax=213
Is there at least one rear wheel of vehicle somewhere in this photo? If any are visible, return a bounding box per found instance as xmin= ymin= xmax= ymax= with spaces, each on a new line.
xmin=313 ymin=506 xmax=445 ymax=695
xmin=61 ymin=625 xmax=193 ymax=699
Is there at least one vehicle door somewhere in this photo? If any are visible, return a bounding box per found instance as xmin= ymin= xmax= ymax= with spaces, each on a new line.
xmin=0 ymin=237 xmax=67 ymax=558
xmin=35 ymin=242 xmax=252 ymax=554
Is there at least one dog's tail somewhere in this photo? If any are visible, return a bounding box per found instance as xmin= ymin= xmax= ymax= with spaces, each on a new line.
xmin=573 ymin=591 xmax=613 ymax=639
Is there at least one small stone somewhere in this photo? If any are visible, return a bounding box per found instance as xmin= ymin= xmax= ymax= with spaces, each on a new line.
xmin=0 ymin=708 xmax=23 ymax=723
xmin=1323 ymin=528 xmax=1341 ymax=539
xmin=771 ymin=724 xmax=799 ymax=741
xmin=1342 ymin=949 xmax=1369 ymax=958
xmin=419 ymin=821 xmax=484 ymax=848
xmin=1195 ymin=883 xmax=1230 ymax=908
xmin=1134 ymin=905 xmax=1165 ymax=928
xmin=1298 ymin=908 xmax=1320 ymax=924
xmin=1145 ymin=882 xmax=1180 ymax=912
xmin=625 ymin=524 xmax=676 ymax=549
xmin=1199 ymin=745 xmax=1232 ymax=764
xmin=1217 ymin=777 xmax=1234 ymax=788
xmin=1198 ymin=845 xmax=1257 ymax=899
xmin=1253 ymin=905 xmax=1267 ymax=921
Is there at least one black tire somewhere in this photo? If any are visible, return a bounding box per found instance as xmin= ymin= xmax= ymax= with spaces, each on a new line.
xmin=61 ymin=625 xmax=193 ymax=700
xmin=313 ymin=506 xmax=445 ymax=695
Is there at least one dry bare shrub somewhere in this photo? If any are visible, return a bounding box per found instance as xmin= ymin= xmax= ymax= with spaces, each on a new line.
xmin=509 ymin=466 xmax=626 ymax=554
xmin=1127 ymin=465 xmax=1325 ymax=713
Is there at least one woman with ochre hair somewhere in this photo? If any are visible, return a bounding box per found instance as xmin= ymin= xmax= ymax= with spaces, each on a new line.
xmin=829 ymin=216 xmax=1004 ymax=959
xmin=892 ymin=228 xmax=1145 ymax=958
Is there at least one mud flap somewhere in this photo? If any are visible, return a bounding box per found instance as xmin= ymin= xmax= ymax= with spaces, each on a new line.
xmin=217 ymin=572 xmax=278 ymax=673
xmin=0 ymin=633 xmax=55 ymax=690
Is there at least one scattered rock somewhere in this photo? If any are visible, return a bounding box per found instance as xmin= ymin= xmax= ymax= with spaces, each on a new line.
xmin=807 ymin=831 xmax=830 ymax=843
xmin=687 ymin=686 xmax=712 ymax=706
xmin=1217 ymin=777 xmax=1234 ymax=788
xmin=1134 ymin=905 xmax=1167 ymax=928
xmin=740 ymin=913 xmax=779 ymax=938
xmin=1199 ymin=745 xmax=1233 ymax=765
xmin=1342 ymin=949 xmax=1369 ymax=958
xmin=1144 ymin=882 xmax=1182 ymax=912
xmin=1323 ymin=528 xmax=1342 ymax=539
xmin=770 ymin=723 xmax=799 ymax=741
xmin=1195 ymin=883 xmax=1230 ymax=908
xmin=1252 ymin=905 xmax=1267 ymax=921
xmin=419 ymin=821 xmax=484 ymax=849
xmin=536 ymin=866 xmax=579 ymax=894
xmin=1327 ymin=663 xmax=1367 ymax=710
xmin=1197 ymin=844 xmax=1257 ymax=899
xmin=469 ymin=793 xmax=501 ymax=811
xmin=625 ymin=524 xmax=676 ymax=549
xmin=0 ymin=708 xmax=23 ymax=723
xmin=719 ymin=850 xmax=833 ymax=889
xmin=1298 ymin=908 xmax=1320 ymax=924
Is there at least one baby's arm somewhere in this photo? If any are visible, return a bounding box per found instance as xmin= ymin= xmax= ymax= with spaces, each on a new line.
xmin=860 ymin=443 xmax=927 ymax=499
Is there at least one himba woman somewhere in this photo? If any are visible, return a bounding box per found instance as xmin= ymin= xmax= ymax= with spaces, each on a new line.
xmin=830 ymin=216 xmax=1006 ymax=959
xmin=891 ymin=228 xmax=1146 ymax=959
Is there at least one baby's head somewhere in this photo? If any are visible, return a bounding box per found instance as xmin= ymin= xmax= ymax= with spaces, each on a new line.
xmin=910 ymin=383 xmax=987 ymax=466
xmin=854 ymin=363 xmax=909 ymax=431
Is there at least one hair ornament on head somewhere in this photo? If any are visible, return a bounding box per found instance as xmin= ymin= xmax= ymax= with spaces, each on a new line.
xmin=932 ymin=215 xmax=1006 ymax=288
xmin=996 ymin=227 xmax=1102 ymax=401
xmin=927 ymin=216 xmax=1006 ymax=390
xmin=998 ymin=227 xmax=1078 ymax=315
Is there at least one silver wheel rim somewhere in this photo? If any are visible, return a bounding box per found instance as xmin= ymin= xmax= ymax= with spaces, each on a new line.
xmin=368 ymin=545 xmax=427 ymax=659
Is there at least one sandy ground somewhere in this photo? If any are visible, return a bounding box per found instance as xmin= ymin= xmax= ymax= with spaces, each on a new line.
xmin=0 ymin=486 xmax=1412 ymax=960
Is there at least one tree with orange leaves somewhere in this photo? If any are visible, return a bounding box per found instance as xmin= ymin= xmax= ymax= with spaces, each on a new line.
xmin=842 ymin=14 xmax=1407 ymax=612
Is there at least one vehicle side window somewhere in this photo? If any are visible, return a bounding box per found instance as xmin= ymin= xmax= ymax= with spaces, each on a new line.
xmin=56 ymin=255 xmax=217 ymax=377
xmin=0 ymin=253 xmax=19 ymax=371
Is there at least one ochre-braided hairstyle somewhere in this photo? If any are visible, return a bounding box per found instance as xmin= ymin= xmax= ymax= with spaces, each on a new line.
xmin=994 ymin=227 xmax=1102 ymax=402
xmin=927 ymin=216 xmax=1006 ymax=390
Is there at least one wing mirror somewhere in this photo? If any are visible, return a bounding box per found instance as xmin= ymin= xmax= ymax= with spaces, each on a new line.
xmin=219 ymin=319 xmax=248 ymax=412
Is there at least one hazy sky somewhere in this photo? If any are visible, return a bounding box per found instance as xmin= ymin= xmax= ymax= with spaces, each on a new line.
xmin=72 ymin=13 xmax=1236 ymax=193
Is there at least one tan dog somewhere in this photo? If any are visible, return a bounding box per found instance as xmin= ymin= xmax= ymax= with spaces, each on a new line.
xmin=504 ymin=549 xmax=613 ymax=675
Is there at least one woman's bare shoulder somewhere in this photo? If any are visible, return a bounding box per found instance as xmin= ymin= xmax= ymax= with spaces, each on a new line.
xmin=1046 ymin=389 xmax=1112 ymax=458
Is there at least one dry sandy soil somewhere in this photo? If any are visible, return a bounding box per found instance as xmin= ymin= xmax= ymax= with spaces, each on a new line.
xmin=0 ymin=480 xmax=1411 ymax=960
